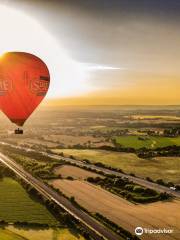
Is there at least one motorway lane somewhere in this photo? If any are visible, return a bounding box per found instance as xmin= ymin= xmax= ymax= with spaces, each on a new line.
xmin=0 ymin=152 xmax=120 ymax=240
xmin=0 ymin=141 xmax=179 ymax=198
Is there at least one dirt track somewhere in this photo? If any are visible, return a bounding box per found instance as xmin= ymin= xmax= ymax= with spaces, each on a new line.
xmin=50 ymin=179 xmax=180 ymax=240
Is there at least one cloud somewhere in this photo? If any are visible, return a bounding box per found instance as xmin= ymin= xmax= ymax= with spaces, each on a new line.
xmin=82 ymin=63 xmax=124 ymax=71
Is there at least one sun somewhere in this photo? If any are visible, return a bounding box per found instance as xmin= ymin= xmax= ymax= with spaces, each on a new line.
xmin=0 ymin=4 xmax=91 ymax=98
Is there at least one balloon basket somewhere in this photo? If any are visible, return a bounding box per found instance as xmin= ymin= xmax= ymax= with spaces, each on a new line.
xmin=14 ymin=128 xmax=23 ymax=134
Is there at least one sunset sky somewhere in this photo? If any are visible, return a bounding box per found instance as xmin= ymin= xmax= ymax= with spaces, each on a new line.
xmin=0 ymin=0 xmax=180 ymax=105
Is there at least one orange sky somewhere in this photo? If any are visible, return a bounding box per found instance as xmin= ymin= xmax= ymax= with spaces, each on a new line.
xmin=46 ymin=72 xmax=180 ymax=105
xmin=2 ymin=1 xmax=180 ymax=105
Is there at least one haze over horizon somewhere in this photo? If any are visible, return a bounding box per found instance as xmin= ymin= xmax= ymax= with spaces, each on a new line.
xmin=0 ymin=0 xmax=180 ymax=105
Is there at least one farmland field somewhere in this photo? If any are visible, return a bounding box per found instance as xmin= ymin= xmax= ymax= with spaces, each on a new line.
xmin=53 ymin=149 xmax=180 ymax=183
xmin=0 ymin=227 xmax=85 ymax=240
xmin=0 ymin=228 xmax=24 ymax=240
xmin=114 ymin=136 xmax=180 ymax=149
xmin=130 ymin=115 xmax=180 ymax=120
xmin=4 ymin=134 xmax=111 ymax=148
xmin=54 ymin=165 xmax=103 ymax=180
xmin=0 ymin=178 xmax=57 ymax=224
xmin=50 ymin=179 xmax=180 ymax=240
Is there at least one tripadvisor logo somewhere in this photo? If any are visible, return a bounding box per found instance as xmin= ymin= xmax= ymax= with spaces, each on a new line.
xmin=135 ymin=226 xmax=174 ymax=236
xmin=135 ymin=227 xmax=143 ymax=236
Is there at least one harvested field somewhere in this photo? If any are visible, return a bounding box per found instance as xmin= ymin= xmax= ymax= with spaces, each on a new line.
xmin=43 ymin=134 xmax=111 ymax=148
xmin=50 ymin=179 xmax=180 ymax=240
xmin=4 ymin=137 xmax=58 ymax=148
xmin=54 ymin=165 xmax=103 ymax=180
xmin=131 ymin=115 xmax=180 ymax=120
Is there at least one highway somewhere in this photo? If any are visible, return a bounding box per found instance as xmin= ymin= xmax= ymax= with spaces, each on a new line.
xmin=50 ymin=155 xmax=180 ymax=198
xmin=57 ymin=157 xmax=180 ymax=198
xmin=0 ymin=151 xmax=121 ymax=240
xmin=0 ymin=141 xmax=180 ymax=198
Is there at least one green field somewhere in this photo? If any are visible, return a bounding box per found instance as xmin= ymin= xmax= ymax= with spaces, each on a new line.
xmin=0 ymin=178 xmax=57 ymax=225
xmin=114 ymin=136 xmax=180 ymax=149
xmin=54 ymin=149 xmax=180 ymax=183
xmin=0 ymin=227 xmax=85 ymax=240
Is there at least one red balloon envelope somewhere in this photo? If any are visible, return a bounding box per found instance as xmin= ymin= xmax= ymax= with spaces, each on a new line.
xmin=0 ymin=52 xmax=50 ymax=126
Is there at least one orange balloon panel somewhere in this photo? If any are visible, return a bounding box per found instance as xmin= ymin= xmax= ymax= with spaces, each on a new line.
xmin=0 ymin=52 xmax=50 ymax=126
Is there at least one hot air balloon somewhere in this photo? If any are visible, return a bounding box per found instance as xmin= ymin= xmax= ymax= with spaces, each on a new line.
xmin=0 ymin=52 xmax=50 ymax=134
